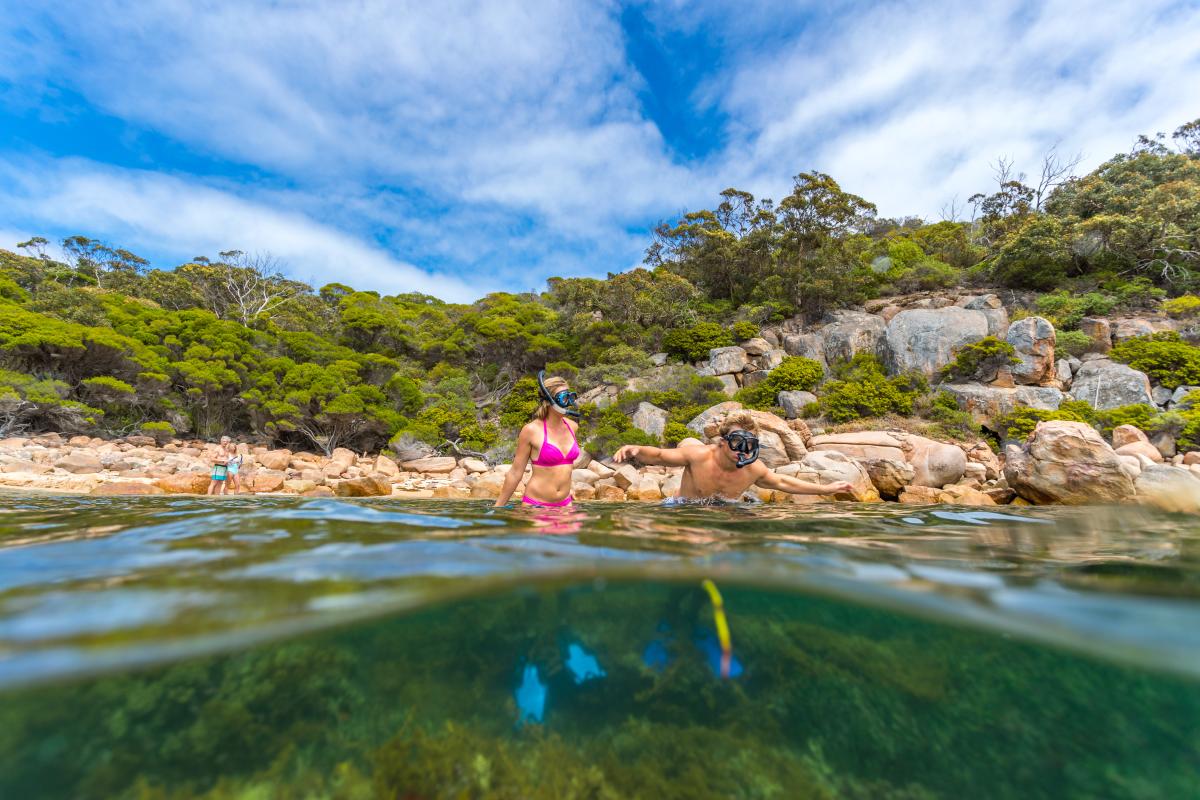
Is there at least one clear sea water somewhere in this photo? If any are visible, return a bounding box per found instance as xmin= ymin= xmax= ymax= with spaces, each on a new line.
xmin=1 ymin=492 xmax=1198 ymax=798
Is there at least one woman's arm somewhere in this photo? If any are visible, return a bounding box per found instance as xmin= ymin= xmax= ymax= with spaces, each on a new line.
xmin=613 ymin=444 xmax=694 ymax=467
xmin=494 ymin=427 xmax=534 ymax=507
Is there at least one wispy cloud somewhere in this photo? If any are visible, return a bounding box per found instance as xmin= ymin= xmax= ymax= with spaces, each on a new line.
xmin=0 ymin=157 xmax=483 ymax=301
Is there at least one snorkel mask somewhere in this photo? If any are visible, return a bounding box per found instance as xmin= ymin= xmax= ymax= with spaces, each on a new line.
xmin=722 ymin=429 xmax=760 ymax=468
xmin=537 ymin=370 xmax=580 ymax=419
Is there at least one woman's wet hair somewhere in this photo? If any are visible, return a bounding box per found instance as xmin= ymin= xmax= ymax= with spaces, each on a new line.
xmin=536 ymin=376 xmax=570 ymax=421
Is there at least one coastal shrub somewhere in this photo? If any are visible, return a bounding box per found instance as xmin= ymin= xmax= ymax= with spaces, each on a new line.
xmin=995 ymin=400 xmax=1096 ymax=441
xmin=736 ymin=356 xmax=824 ymax=409
xmin=914 ymin=390 xmax=981 ymax=440
xmin=819 ymin=355 xmax=919 ymax=423
xmin=1176 ymin=392 xmax=1200 ymax=451
xmin=1163 ymin=294 xmax=1200 ymax=318
xmin=79 ymin=375 xmax=136 ymax=403
xmin=1033 ymin=290 xmax=1117 ymax=330
xmin=140 ymin=420 xmax=176 ymax=444
xmin=1055 ymin=329 xmax=1093 ymax=358
xmin=663 ymin=421 xmax=692 ymax=445
xmin=1110 ymin=332 xmax=1200 ymax=388
xmin=577 ymin=345 xmax=652 ymax=390
xmin=662 ymin=322 xmax=734 ymax=362
xmin=730 ymin=320 xmax=758 ymax=341
xmin=499 ymin=377 xmax=541 ymax=429
xmin=939 ymin=337 xmax=1019 ymax=383
xmin=581 ymin=404 xmax=657 ymax=458
xmin=1092 ymin=404 xmax=1159 ymax=438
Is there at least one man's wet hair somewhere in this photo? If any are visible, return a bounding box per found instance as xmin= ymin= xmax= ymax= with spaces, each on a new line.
xmin=718 ymin=411 xmax=759 ymax=437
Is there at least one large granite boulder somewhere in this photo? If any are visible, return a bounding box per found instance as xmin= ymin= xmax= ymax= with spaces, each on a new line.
xmin=632 ymin=402 xmax=669 ymax=439
xmin=961 ymin=294 xmax=1009 ymax=337
xmin=864 ymin=458 xmax=915 ymax=498
xmin=55 ymin=453 xmax=103 ymax=474
xmin=1134 ymin=465 xmax=1200 ymax=513
xmin=1003 ymin=421 xmax=1136 ymax=504
xmin=821 ymin=311 xmax=887 ymax=364
xmin=907 ymin=437 xmax=968 ymax=488
xmin=781 ymin=332 xmax=826 ymax=366
xmin=885 ymin=308 xmax=989 ymax=377
xmin=777 ymin=390 xmax=818 ymax=419
xmin=939 ymin=384 xmax=1064 ymax=430
xmin=256 ymin=449 xmax=291 ymax=471
xmin=401 ymin=456 xmax=457 ymax=473
xmin=1079 ymin=318 xmax=1111 ymax=353
xmin=809 ymin=431 xmax=965 ymax=487
xmin=1068 ymin=360 xmax=1154 ymax=410
xmin=709 ymin=346 xmax=750 ymax=375
xmin=741 ymin=338 xmax=771 ymax=356
xmin=686 ymin=401 xmax=743 ymax=436
xmin=798 ymin=451 xmax=880 ymax=502
xmin=1006 ymin=316 xmax=1056 ymax=385
xmin=810 ymin=431 xmax=906 ymax=462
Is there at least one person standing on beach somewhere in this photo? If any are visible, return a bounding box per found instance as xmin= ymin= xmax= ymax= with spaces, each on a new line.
xmin=224 ymin=438 xmax=244 ymax=494
xmin=614 ymin=411 xmax=851 ymax=502
xmin=206 ymin=436 xmax=232 ymax=495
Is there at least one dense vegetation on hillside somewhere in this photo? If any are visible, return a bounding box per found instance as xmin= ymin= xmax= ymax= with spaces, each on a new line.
xmin=1 ymin=119 xmax=1197 ymax=457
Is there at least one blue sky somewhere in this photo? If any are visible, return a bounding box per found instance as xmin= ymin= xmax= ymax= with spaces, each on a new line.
xmin=1 ymin=1 xmax=1198 ymax=302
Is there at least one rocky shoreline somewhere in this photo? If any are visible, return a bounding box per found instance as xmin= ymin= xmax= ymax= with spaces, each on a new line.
xmin=4 ymin=405 xmax=1200 ymax=511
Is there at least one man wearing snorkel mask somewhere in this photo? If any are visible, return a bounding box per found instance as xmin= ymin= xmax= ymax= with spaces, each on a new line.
xmin=614 ymin=411 xmax=851 ymax=502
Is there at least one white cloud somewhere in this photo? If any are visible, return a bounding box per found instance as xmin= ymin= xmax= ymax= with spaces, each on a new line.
xmin=0 ymin=157 xmax=484 ymax=301
xmin=716 ymin=0 xmax=1200 ymax=216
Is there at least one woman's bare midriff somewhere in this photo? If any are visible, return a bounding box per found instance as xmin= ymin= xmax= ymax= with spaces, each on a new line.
xmin=524 ymin=464 xmax=573 ymax=502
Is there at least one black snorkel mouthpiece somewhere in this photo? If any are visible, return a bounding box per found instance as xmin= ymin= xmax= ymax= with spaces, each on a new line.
xmin=537 ymin=369 xmax=580 ymax=419
xmin=723 ymin=430 xmax=760 ymax=468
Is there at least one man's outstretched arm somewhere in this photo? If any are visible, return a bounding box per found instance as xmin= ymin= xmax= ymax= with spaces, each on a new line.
xmin=756 ymin=469 xmax=852 ymax=496
xmin=613 ymin=444 xmax=696 ymax=467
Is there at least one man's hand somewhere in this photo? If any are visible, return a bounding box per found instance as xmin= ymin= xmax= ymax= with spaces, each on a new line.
xmin=613 ymin=445 xmax=640 ymax=463
xmin=823 ymin=481 xmax=854 ymax=495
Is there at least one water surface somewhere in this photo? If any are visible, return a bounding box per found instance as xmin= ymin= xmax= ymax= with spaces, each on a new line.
xmin=1 ymin=493 xmax=1198 ymax=798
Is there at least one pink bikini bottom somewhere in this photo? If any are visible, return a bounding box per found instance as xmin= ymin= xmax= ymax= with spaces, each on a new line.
xmin=521 ymin=494 xmax=574 ymax=508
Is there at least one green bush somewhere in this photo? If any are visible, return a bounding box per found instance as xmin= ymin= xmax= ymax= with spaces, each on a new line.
xmin=1163 ymin=295 xmax=1200 ymax=318
xmin=663 ymin=421 xmax=692 ymax=445
xmin=499 ymin=377 xmax=541 ymax=429
xmin=1176 ymin=391 xmax=1200 ymax=451
xmin=1110 ymin=332 xmax=1200 ymax=388
xmin=581 ymin=404 xmax=657 ymax=458
xmin=914 ymin=391 xmax=981 ymax=440
xmin=995 ymin=400 xmax=1096 ymax=441
xmin=1033 ymin=290 xmax=1117 ymax=330
xmin=662 ymin=322 xmax=734 ymax=362
xmin=819 ymin=355 xmax=918 ymax=423
xmin=730 ymin=320 xmax=759 ymax=341
xmin=1093 ymin=404 xmax=1158 ymax=438
xmin=939 ymin=337 xmax=1019 ymax=383
xmin=140 ymin=420 xmax=176 ymax=443
xmin=1055 ymin=330 xmax=1093 ymax=358
xmin=736 ymin=356 xmax=824 ymax=409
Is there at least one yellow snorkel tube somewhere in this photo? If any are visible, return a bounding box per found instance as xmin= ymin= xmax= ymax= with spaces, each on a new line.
xmin=701 ymin=579 xmax=733 ymax=678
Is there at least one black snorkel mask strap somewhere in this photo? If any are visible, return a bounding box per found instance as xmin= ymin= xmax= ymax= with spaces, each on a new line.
xmin=724 ymin=431 xmax=760 ymax=469
xmin=537 ymin=369 xmax=580 ymax=419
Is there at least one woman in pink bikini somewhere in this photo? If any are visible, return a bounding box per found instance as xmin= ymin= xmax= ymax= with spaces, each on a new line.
xmin=493 ymin=372 xmax=580 ymax=509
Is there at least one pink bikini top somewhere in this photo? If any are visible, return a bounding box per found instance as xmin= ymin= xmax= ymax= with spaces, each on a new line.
xmin=531 ymin=416 xmax=579 ymax=467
